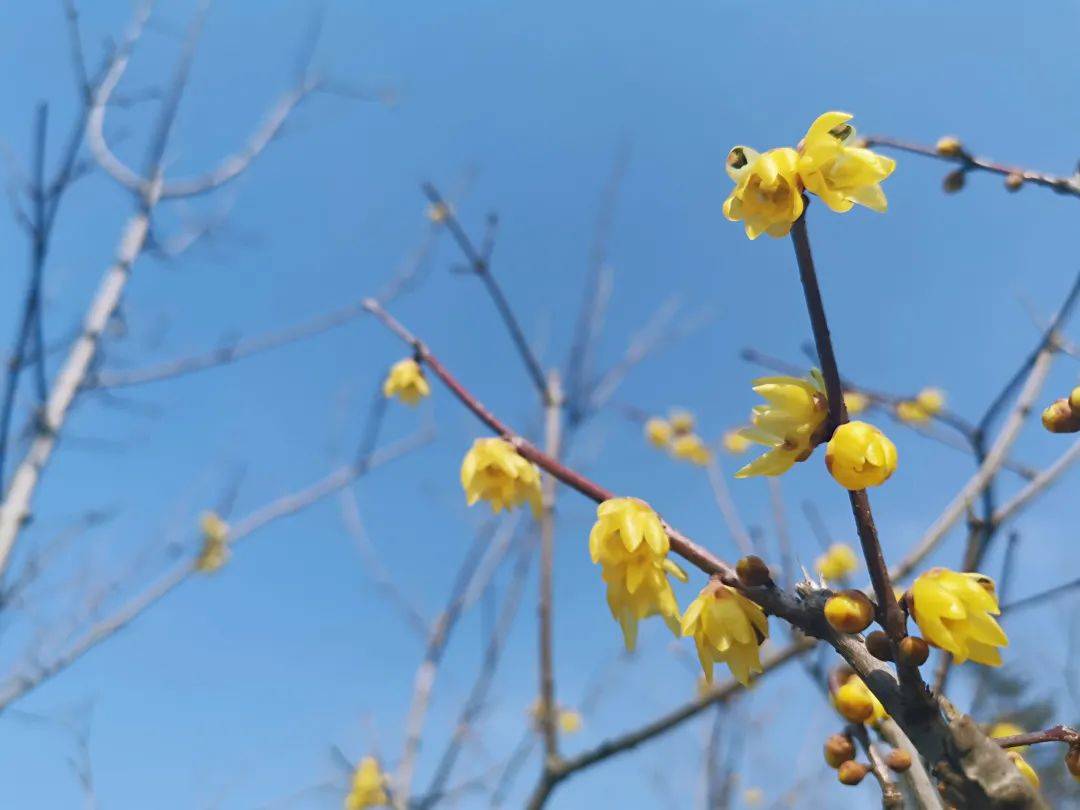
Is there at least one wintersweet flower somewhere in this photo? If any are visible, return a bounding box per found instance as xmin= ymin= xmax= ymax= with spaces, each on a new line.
xmin=735 ymin=371 xmax=829 ymax=479
xmin=196 ymin=511 xmax=230 ymax=573
xmin=589 ymin=498 xmax=686 ymax=650
xmin=833 ymin=674 xmax=887 ymax=725
xmin=723 ymin=147 xmax=805 ymax=240
xmin=722 ymin=428 xmax=751 ymax=454
xmin=1008 ymin=751 xmax=1040 ymax=789
xmin=460 ymin=438 xmax=543 ymax=517
xmin=843 ymin=391 xmax=870 ymax=415
xmin=645 ymin=417 xmax=673 ymax=448
xmin=797 ymin=112 xmax=895 ymax=214
xmin=815 ymin=543 xmax=859 ymax=581
xmin=897 ymin=387 xmax=946 ymax=423
xmin=345 ymin=757 xmax=388 ymax=810
xmin=680 ymin=580 xmax=769 ymax=686
xmin=910 ymin=568 xmax=1008 ymax=666
xmin=671 ymin=433 xmax=712 ymax=466
xmin=669 ymin=409 xmax=696 ymax=435
xmin=382 ymin=358 xmax=430 ymax=406
xmin=825 ymin=421 xmax=897 ymax=490
xmin=558 ymin=709 xmax=583 ymax=734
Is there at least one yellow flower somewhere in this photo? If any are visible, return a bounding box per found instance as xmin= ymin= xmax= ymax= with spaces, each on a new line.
xmin=916 ymin=387 xmax=945 ymax=415
xmin=815 ymin=543 xmax=859 ymax=581
xmin=896 ymin=400 xmax=930 ymax=423
xmin=843 ymin=391 xmax=870 ymax=415
xmin=382 ymin=358 xmax=430 ymax=406
xmin=558 ymin=709 xmax=583 ymax=734
xmin=824 ymin=421 xmax=897 ymax=490
xmin=680 ymin=580 xmax=769 ymax=686
xmin=671 ymin=433 xmax=712 ymax=466
xmin=645 ymin=417 xmax=673 ymax=448
xmin=196 ymin=511 xmax=230 ymax=573
xmin=935 ymin=135 xmax=964 ymax=157
xmin=722 ymin=428 xmax=751 ymax=454
xmin=589 ymin=498 xmax=685 ymax=651
xmin=345 ymin=757 xmax=388 ymax=810
xmin=910 ymin=568 xmax=1008 ymax=666
xmin=797 ymin=112 xmax=895 ymax=214
xmin=743 ymin=787 xmax=764 ymax=806
xmin=833 ymin=674 xmax=887 ymax=725
xmin=1008 ymin=751 xmax=1040 ymax=789
xmin=735 ymin=371 xmax=829 ymax=478
xmin=669 ymin=409 xmax=695 ymax=435
xmin=989 ymin=722 xmax=1027 ymax=752
xmin=460 ymin=438 xmax=542 ymax=517
xmin=426 ymin=201 xmax=452 ymax=223
xmin=723 ymin=147 xmax=805 ymax=240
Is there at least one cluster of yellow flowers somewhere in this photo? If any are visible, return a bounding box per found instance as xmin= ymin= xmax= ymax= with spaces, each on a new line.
xmin=195 ymin=511 xmax=230 ymax=573
xmin=460 ymin=438 xmax=543 ymax=517
xmin=908 ymin=567 xmax=1008 ymax=666
xmin=723 ymin=112 xmax=895 ymax=240
xmin=345 ymin=757 xmax=388 ymax=809
xmin=1042 ymin=385 xmax=1080 ymax=434
xmin=814 ymin=542 xmax=859 ymax=582
xmin=895 ymin=387 xmax=946 ymax=424
xmin=644 ymin=409 xmax=712 ymax=466
xmin=383 ymin=358 xmax=430 ymax=406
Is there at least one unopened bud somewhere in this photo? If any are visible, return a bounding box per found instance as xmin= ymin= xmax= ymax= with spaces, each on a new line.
xmin=1069 ymin=386 xmax=1080 ymax=416
xmin=834 ymin=681 xmax=874 ymax=723
xmin=885 ymin=749 xmax=912 ymax=773
xmin=824 ymin=734 xmax=856 ymax=769
xmin=1004 ymin=172 xmax=1024 ymax=192
xmin=824 ymin=590 xmax=875 ymax=634
xmin=837 ymin=761 xmax=870 ymax=786
xmin=935 ymin=136 xmax=964 ymax=157
xmin=1065 ymin=745 xmax=1080 ymax=782
xmin=736 ymin=555 xmax=772 ymax=587
xmin=727 ymin=147 xmax=749 ymax=171
xmin=1042 ymin=399 xmax=1080 ymax=434
xmin=866 ymin=630 xmax=894 ymax=662
xmin=897 ymin=636 xmax=930 ymax=667
xmin=943 ymin=169 xmax=966 ymax=194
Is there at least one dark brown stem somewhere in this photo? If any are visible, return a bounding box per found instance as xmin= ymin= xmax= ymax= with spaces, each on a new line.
xmin=994 ymin=724 xmax=1080 ymax=749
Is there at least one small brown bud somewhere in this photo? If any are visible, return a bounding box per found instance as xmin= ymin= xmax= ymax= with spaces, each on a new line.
xmin=866 ymin=630 xmax=894 ymax=662
xmin=885 ymin=748 xmax=912 ymax=772
xmin=1042 ymin=398 xmax=1080 ymax=434
xmin=1065 ymin=745 xmax=1080 ymax=782
xmin=726 ymin=147 xmax=749 ymax=171
xmin=1004 ymin=172 xmax=1024 ymax=192
xmin=897 ymin=636 xmax=930 ymax=667
xmin=943 ymin=169 xmax=966 ymax=194
xmin=737 ymin=555 xmax=772 ymax=587
xmin=824 ymin=734 xmax=856 ymax=768
xmin=824 ymin=590 xmax=876 ymax=634
xmin=935 ymin=136 xmax=964 ymax=157
xmin=837 ymin=760 xmax=870 ymax=786
xmin=1069 ymin=386 xmax=1080 ymax=417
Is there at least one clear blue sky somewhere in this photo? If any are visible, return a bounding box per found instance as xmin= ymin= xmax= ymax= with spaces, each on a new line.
xmin=0 ymin=1 xmax=1078 ymax=807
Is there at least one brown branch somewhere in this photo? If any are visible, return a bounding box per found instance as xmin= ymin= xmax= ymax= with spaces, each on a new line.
xmin=993 ymin=724 xmax=1080 ymax=749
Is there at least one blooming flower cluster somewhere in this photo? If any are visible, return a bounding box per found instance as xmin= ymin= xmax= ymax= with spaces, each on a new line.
xmin=195 ymin=511 xmax=230 ymax=573
xmin=382 ymin=358 xmax=430 ymax=406
xmin=460 ymin=438 xmax=543 ymax=517
xmin=345 ymin=757 xmax=388 ymax=809
xmin=909 ymin=568 xmax=1008 ymax=666
xmin=735 ymin=371 xmax=829 ymax=478
xmin=643 ymin=409 xmax=712 ymax=466
xmin=723 ymin=112 xmax=895 ymax=240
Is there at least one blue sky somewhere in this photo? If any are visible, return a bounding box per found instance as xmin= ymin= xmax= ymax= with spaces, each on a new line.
xmin=0 ymin=1 xmax=1079 ymax=807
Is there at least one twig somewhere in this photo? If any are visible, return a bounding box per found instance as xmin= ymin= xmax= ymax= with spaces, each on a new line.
xmin=706 ymin=459 xmax=753 ymax=556
xmin=993 ymin=725 xmax=1080 ymax=749
xmin=991 ymin=436 xmax=1080 ymax=528
xmin=850 ymin=723 xmax=903 ymax=808
xmin=876 ymin=717 xmax=945 ymax=810
xmin=766 ymin=478 xmax=793 ymax=589
xmin=1001 ymin=577 xmax=1080 ymax=614
xmin=537 ymin=372 xmax=563 ymax=763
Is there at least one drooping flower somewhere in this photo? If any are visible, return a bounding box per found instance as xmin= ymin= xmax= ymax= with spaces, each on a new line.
xmin=345 ymin=757 xmax=389 ymax=810
xmin=825 ymin=421 xmax=898 ymax=490
xmin=722 ymin=428 xmax=752 ymax=454
xmin=833 ymin=674 xmax=887 ymax=725
xmin=843 ymin=391 xmax=870 ymax=415
xmin=797 ymin=112 xmax=895 ymax=214
xmin=671 ymin=433 xmax=712 ymax=466
xmin=735 ymin=371 xmax=829 ymax=478
xmin=680 ymin=580 xmax=769 ymax=686
xmin=1008 ymin=751 xmax=1040 ymax=790
xmin=723 ymin=147 xmax=805 ymax=240
xmin=460 ymin=438 xmax=543 ymax=517
xmin=589 ymin=498 xmax=685 ymax=651
xmin=644 ymin=417 xmax=673 ymax=448
xmin=910 ymin=568 xmax=1008 ymax=666
xmin=382 ymin=358 xmax=430 ymax=406
xmin=196 ymin=511 xmax=230 ymax=573
xmin=668 ymin=409 xmax=696 ymax=435
xmin=815 ymin=543 xmax=859 ymax=581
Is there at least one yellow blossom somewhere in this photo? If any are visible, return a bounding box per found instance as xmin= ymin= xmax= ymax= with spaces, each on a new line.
xmin=723 ymin=146 xmax=805 ymax=240
xmin=843 ymin=391 xmax=870 ymax=415
xmin=680 ymin=580 xmax=769 ymax=686
xmin=833 ymin=674 xmax=887 ymax=725
xmin=345 ymin=757 xmax=388 ymax=810
xmin=990 ymin=722 xmax=1027 ymax=752
xmin=589 ymin=498 xmax=685 ymax=651
xmin=815 ymin=543 xmax=859 ymax=581
xmin=935 ymin=136 xmax=964 ymax=157
xmin=558 ymin=709 xmax=583 ymax=734
xmin=460 ymin=438 xmax=542 ymax=517
xmin=645 ymin=417 xmax=673 ymax=448
xmin=426 ymin=201 xmax=452 ymax=223
xmin=722 ymin=428 xmax=751 ymax=454
xmin=196 ymin=511 xmax=230 ymax=573
xmin=669 ymin=409 xmax=695 ymax=435
xmin=382 ymin=358 xmax=430 ymax=406
xmin=735 ymin=371 xmax=829 ymax=479
xmin=797 ymin=112 xmax=895 ymax=214
xmin=910 ymin=568 xmax=1008 ymax=666
xmin=896 ymin=400 xmax=930 ymax=423
xmin=1008 ymin=751 xmax=1040 ymax=789
xmin=916 ymin=387 xmax=945 ymax=415
xmin=825 ymin=421 xmax=898 ymax=490
xmin=671 ymin=433 xmax=712 ymax=466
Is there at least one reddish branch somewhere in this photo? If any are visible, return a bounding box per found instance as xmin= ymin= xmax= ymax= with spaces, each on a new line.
xmin=994 ymin=725 xmax=1080 ymax=750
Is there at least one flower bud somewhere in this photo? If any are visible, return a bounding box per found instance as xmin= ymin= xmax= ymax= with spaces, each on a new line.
xmin=837 ymin=761 xmax=870 ymax=786
xmin=935 ymin=136 xmax=964 ymax=157
xmin=1065 ymin=745 xmax=1080 ymax=782
xmin=824 ymin=734 xmax=856 ymax=768
xmin=866 ymin=630 xmax=894 ymax=661
xmin=943 ymin=169 xmax=967 ymax=194
xmin=1069 ymin=386 xmax=1080 ymax=416
xmin=1005 ymin=172 xmax=1024 ymax=192
xmin=897 ymin=635 xmax=930 ymax=667
xmin=834 ymin=681 xmax=875 ymax=723
xmin=737 ymin=555 xmax=772 ymax=587
xmin=885 ymin=749 xmax=912 ymax=773
xmin=825 ymin=590 xmax=876 ymax=634
xmin=644 ymin=418 xmax=673 ymax=448
xmin=825 ymin=422 xmax=897 ymax=491
xmin=1042 ymin=399 xmax=1080 ymax=434
xmin=669 ymin=409 xmax=695 ymax=435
